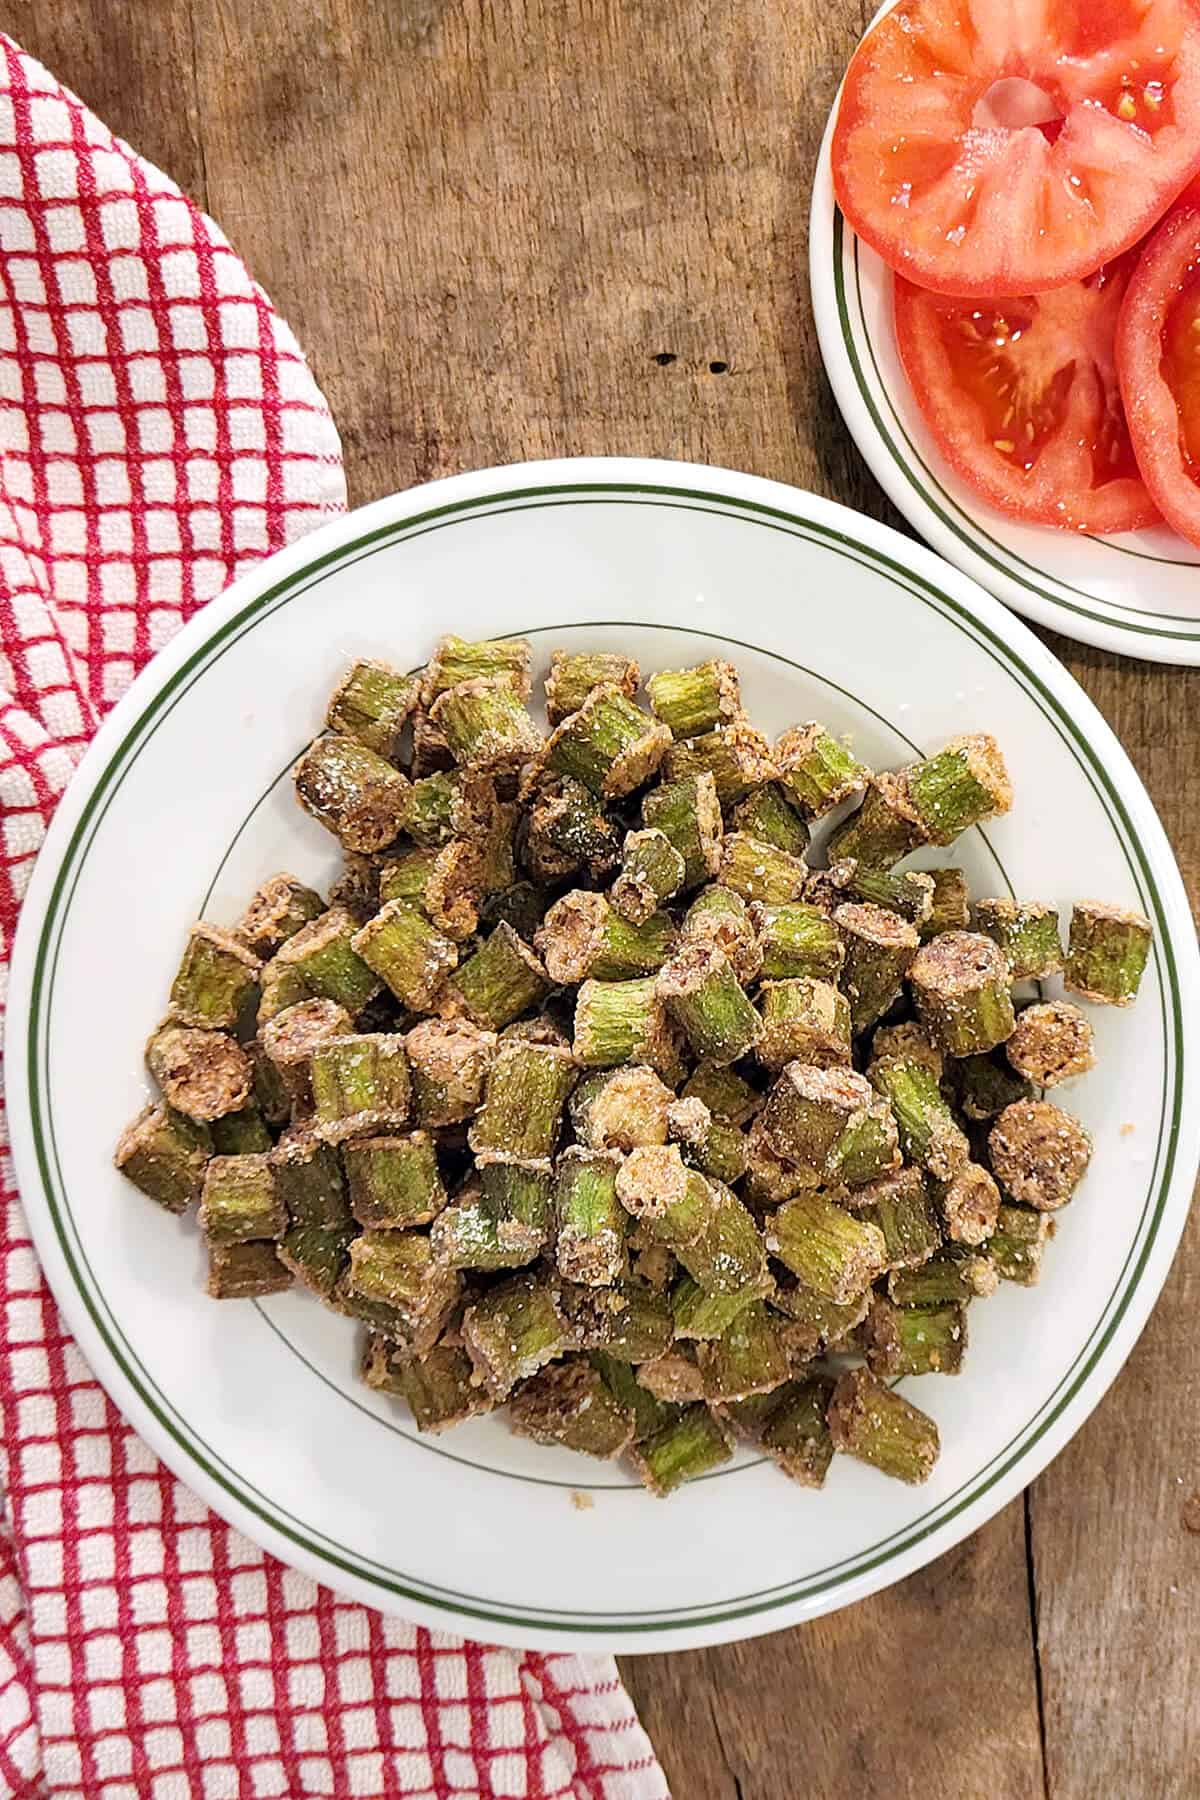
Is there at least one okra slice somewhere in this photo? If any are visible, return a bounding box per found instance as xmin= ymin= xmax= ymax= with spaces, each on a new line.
xmin=636 ymin=1347 xmax=707 ymax=1403
xmin=278 ymin=1221 xmax=356 ymax=1298
xmin=404 ymin=770 xmax=459 ymax=845
xmin=271 ymin=1131 xmax=350 ymax=1228
xmin=760 ymin=1065 xmax=898 ymax=1189
xmin=1005 ymin=1001 xmax=1095 ymax=1087
xmin=168 ymin=923 xmax=261 ymax=1030
xmin=900 ymin=732 xmax=1012 ymax=847
xmin=380 ymin=841 xmax=479 ymax=942
xmin=535 ymin=889 xmax=676 ymax=983
xmin=768 ymin=1278 xmax=870 ymax=1356
xmin=646 ymin=658 xmax=741 ymax=740
xmin=441 ymin=921 xmax=550 ymax=1030
xmin=666 ymin=1096 xmax=748 ymax=1184
xmin=741 ymin=1114 xmax=809 ymax=1209
xmin=431 ymin=1164 xmax=550 ymax=1270
xmin=869 ymin=1019 xmax=945 ymax=1083
xmin=695 ymin=1301 xmax=791 ymax=1402
xmin=758 ymin=1376 xmax=837 ymax=1487
xmin=655 ymin=940 xmax=762 ymax=1066
xmin=352 ymin=899 xmax=457 ymax=1010
xmin=889 ymin=1249 xmax=998 ymax=1304
xmin=277 ymin=909 xmax=382 ymax=1014
xmin=682 ymin=1063 xmax=763 ymax=1126
xmin=237 ymin=873 xmax=325 ymax=958
xmin=663 ymin=718 xmax=776 ymax=809
xmin=855 ymin=1165 xmax=942 ymax=1269
xmin=564 ymin=1279 xmax=674 ymax=1360
xmin=615 ymin=1143 xmax=691 ymax=1222
xmin=774 ymin=722 xmax=869 ymax=819
xmin=114 ymin=1103 xmax=211 ymax=1213
xmin=870 ymin=1055 xmax=970 ymax=1180
xmin=590 ymin=1352 xmax=685 ymax=1441
xmin=829 ymin=860 xmax=934 ymax=927
xmin=309 ymin=1033 xmax=411 ymax=1142
xmin=680 ymin=884 xmax=763 ymax=985
xmin=522 ymin=775 xmax=620 ymax=884
xmin=973 ymin=897 xmax=1063 ymax=979
xmin=256 ymin=956 xmax=312 ymax=1027
xmin=825 ymin=773 xmax=927 ymax=868
xmin=570 ymin=1066 xmax=674 ymax=1150
xmin=294 ymin=735 xmax=410 ymax=853
xmin=422 ymin=633 xmax=533 ymax=704
xmin=206 ymin=1240 xmax=292 ymax=1300
xmin=730 ymin=783 xmax=811 ymax=858
xmin=828 ymin=1366 xmax=940 ymax=1484
xmin=948 ymin=1051 xmax=1031 ymax=1121
xmin=259 ymin=997 xmax=355 ymax=1114
xmin=211 ymin=1103 xmax=274 ymax=1156
xmin=752 ymin=900 xmax=845 ymax=981
xmin=543 ymin=682 xmax=671 ymax=798
xmin=909 ymin=930 xmax=1016 ymax=1057
xmin=922 ymin=867 xmax=971 ymax=941
xmin=988 ymin=1099 xmax=1092 ymax=1211
xmin=362 ymin=1336 xmax=493 ymax=1433
xmin=755 ymin=978 xmax=851 ymax=1073
xmin=610 ymin=828 xmax=686 ymax=924
xmin=468 ymin=1042 xmax=578 ymax=1167
xmin=199 ymin=1153 xmax=286 ymax=1245
xmin=544 ymin=649 xmax=640 ymax=725
xmin=717 ymin=832 xmax=808 ymax=907
xmin=675 ymin=1181 xmax=768 ymax=1297
xmin=865 ymin=1297 xmax=966 ymax=1377
xmin=146 ymin=1025 xmax=254 ymax=1123
xmin=462 ymin=1272 xmax=566 ymax=1396
xmin=501 ymin=1010 xmax=571 ymax=1051
xmin=933 ymin=1159 xmax=1002 ymax=1246
xmin=572 ymin=976 xmax=683 ymax=1079
xmin=428 ymin=675 xmax=543 ymax=774
xmin=985 ymin=1203 xmax=1053 ymax=1285
xmin=629 ymin=1405 xmax=734 ymax=1496
xmin=555 ymin=1147 xmax=628 ymax=1286
xmin=670 ymin=1274 xmax=758 ymax=1341
xmin=326 ymin=658 xmax=420 ymax=756
xmin=509 ymin=1361 xmax=635 ymax=1459
xmin=835 ymin=901 xmax=920 ymax=1034
xmin=641 ymin=771 xmax=724 ymax=888
xmin=343 ymin=1133 xmax=447 ymax=1228
xmin=766 ymin=1191 xmax=888 ymax=1303
xmin=403 ymin=1017 xmax=496 ymax=1127
xmin=344 ymin=1230 xmax=461 ymax=1343
xmin=1064 ymin=900 xmax=1153 ymax=1005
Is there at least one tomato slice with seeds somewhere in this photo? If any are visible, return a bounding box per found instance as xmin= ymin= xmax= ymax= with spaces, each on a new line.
xmin=894 ymin=250 xmax=1160 ymax=531
xmin=1116 ymin=195 xmax=1200 ymax=545
xmin=833 ymin=0 xmax=1200 ymax=296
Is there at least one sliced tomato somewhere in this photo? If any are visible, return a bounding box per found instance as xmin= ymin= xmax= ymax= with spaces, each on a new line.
xmin=1116 ymin=194 xmax=1200 ymax=544
xmin=833 ymin=0 xmax=1200 ymax=296
xmin=894 ymin=250 xmax=1160 ymax=531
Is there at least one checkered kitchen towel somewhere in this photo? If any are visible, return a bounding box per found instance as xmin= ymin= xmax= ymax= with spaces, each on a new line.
xmin=0 ymin=35 xmax=668 ymax=1800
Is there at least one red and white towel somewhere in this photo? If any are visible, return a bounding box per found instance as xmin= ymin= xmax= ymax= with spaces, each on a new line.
xmin=0 ymin=34 xmax=668 ymax=1799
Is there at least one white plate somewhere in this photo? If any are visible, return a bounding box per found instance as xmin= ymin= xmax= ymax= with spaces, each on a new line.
xmin=6 ymin=457 xmax=1198 ymax=1653
xmin=810 ymin=83 xmax=1200 ymax=665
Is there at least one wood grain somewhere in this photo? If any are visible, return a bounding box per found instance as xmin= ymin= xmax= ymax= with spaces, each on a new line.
xmin=6 ymin=0 xmax=1198 ymax=1793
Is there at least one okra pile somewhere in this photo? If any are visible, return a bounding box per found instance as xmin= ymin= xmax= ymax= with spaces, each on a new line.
xmin=116 ymin=640 xmax=1154 ymax=1495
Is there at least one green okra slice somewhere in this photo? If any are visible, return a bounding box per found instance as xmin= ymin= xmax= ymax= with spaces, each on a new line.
xmin=570 ymin=1066 xmax=674 ymax=1151
xmin=641 ymin=770 xmax=724 ymax=888
xmin=278 ymin=1221 xmax=356 ymax=1298
xmin=670 ymin=1274 xmax=758 ymax=1340
xmin=543 ymin=682 xmax=671 ymax=799
xmin=922 ymin=867 xmax=972 ymax=941
xmin=682 ymin=1063 xmax=763 ymax=1126
xmin=870 ymin=1055 xmax=970 ymax=1180
xmin=760 ymin=1065 xmax=898 ymax=1189
xmin=645 ymin=658 xmax=741 ymax=739
xmin=674 ymin=1181 xmax=768 ymax=1297
xmin=461 ymin=1272 xmax=567 ymax=1396
xmin=666 ymin=1096 xmax=748 ymax=1184
xmin=609 ymin=828 xmax=686 ymax=925
xmin=828 ymin=1366 xmax=940 ymax=1484
xmin=774 ymin=722 xmax=869 ymax=819
xmin=421 ymin=632 xmax=533 ymax=704
xmin=309 ymin=1033 xmax=411 ymax=1142
xmin=987 ymin=1099 xmax=1092 ymax=1211
xmin=909 ymin=931 xmax=1016 ymax=1057
xmin=168 ymin=923 xmax=261 ymax=1030
xmin=199 ymin=1153 xmax=286 ymax=1245
xmin=1005 ymin=1001 xmax=1096 ymax=1087
xmin=868 ymin=1020 xmax=945 ymax=1083
xmin=768 ymin=1278 xmax=871 ymax=1357
xmin=259 ymin=997 xmax=355 ymax=1114
xmin=755 ymin=978 xmax=851 ymax=1073
xmin=343 ymin=1132 xmax=447 ymax=1228
xmin=655 ymin=940 xmax=762 ymax=1066
xmin=663 ymin=717 xmax=776 ymax=809
xmin=441 ymin=921 xmax=551 ymax=1031
xmin=294 ymin=735 xmax=410 ymax=854
xmin=403 ymin=1017 xmax=496 ymax=1127
xmin=757 ymin=1376 xmax=837 ymax=1487
xmin=544 ymin=649 xmax=640 ymax=726
xmin=854 ymin=1165 xmax=942 ymax=1270
xmin=404 ymin=770 xmax=460 ymax=846
xmin=865 ymin=1297 xmax=966 ymax=1378
xmin=590 ymin=1353 xmax=685 ymax=1442
xmin=428 ymin=675 xmax=543 ymax=774
xmin=555 ymin=1147 xmax=628 ymax=1286
xmin=206 ymin=1240 xmax=292 ymax=1300
xmin=614 ymin=1143 xmax=692 ymax=1222
xmin=509 ymin=1361 xmax=635 ymax=1459
xmin=211 ymin=1103 xmax=274 ymax=1156
xmin=237 ymin=874 xmax=325 ymax=959
xmin=431 ymin=1163 xmax=550 ymax=1270
xmin=361 ymin=1336 xmax=493 ymax=1433
xmin=694 ymin=1301 xmax=791 ymax=1402
xmin=829 ymin=860 xmax=935 ymax=927
xmin=468 ymin=1041 xmax=578 ymax=1166
xmin=114 ymin=1103 xmax=212 ymax=1214
xmin=889 ymin=1248 xmax=998 ymax=1304
xmin=344 ymin=1230 xmax=461 ymax=1341
xmin=563 ymin=1279 xmax=675 ymax=1360
xmin=378 ymin=842 xmax=479 ymax=942
xmin=835 ymin=901 xmax=920 ymax=1034
xmin=947 ymin=1050 xmax=1031 ymax=1121
xmin=741 ymin=1115 xmax=810 ymax=1209
xmin=1064 ymin=900 xmax=1153 ymax=1005
xmin=984 ymin=1203 xmax=1053 ymax=1285
xmin=326 ymin=657 xmax=420 ymax=757
xmin=717 ymin=832 xmax=808 ymax=905
xmin=680 ymin=884 xmax=762 ymax=985
xmin=271 ymin=1130 xmax=351 ymax=1228
xmin=351 ymin=899 xmax=457 ymax=1010
xmin=535 ymin=889 xmax=676 ymax=983
xmin=899 ymin=732 xmax=1012 ymax=847
xmin=146 ymin=1025 xmax=254 ymax=1123
xmin=751 ymin=900 xmax=845 ymax=982
xmin=521 ymin=775 xmax=620 ymax=884
xmin=629 ymin=1405 xmax=734 ymax=1496
xmin=825 ymin=773 xmax=927 ymax=869
xmin=634 ymin=1347 xmax=707 ymax=1403
xmin=766 ymin=1191 xmax=888 ymax=1304
xmin=572 ymin=976 xmax=684 ymax=1080
xmin=730 ymin=783 xmax=810 ymax=859
xmin=276 ymin=908 xmax=382 ymax=1014
xmin=973 ymin=897 xmax=1063 ymax=979
xmin=256 ymin=956 xmax=312 ymax=1028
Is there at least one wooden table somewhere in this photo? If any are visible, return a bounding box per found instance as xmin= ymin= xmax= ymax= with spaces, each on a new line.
xmin=15 ymin=2 xmax=1199 ymax=1793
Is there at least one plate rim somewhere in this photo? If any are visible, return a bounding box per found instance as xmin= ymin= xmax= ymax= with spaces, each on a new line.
xmin=6 ymin=454 xmax=1199 ymax=1653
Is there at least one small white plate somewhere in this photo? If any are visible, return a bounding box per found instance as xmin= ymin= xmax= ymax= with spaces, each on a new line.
xmin=6 ymin=457 xmax=1198 ymax=1653
xmin=810 ymin=95 xmax=1200 ymax=665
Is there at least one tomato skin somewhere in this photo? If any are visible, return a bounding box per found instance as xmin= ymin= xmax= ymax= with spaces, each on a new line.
xmin=895 ymin=262 xmax=1160 ymax=533
xmin=1116 ymin=198 xmax=1200 ymax=546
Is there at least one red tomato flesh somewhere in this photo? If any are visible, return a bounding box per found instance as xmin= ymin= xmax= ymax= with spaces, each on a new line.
xmin=895 ymin=250 xmax=1160 ymax=531
xmin=1117 ymin=197 xmax=1200 ymax=544
xmin=834 ymin=0 xmax=1200 ymax=296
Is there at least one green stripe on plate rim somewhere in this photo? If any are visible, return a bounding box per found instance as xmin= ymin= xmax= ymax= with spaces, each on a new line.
xmin=832 ymin=211 xmax=1200 ymax=641
xmin=24 ymin=480 xmax=1182 ymax=1634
